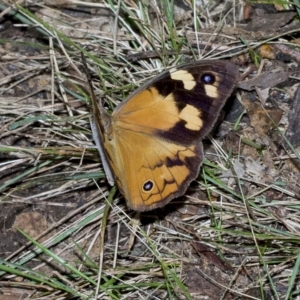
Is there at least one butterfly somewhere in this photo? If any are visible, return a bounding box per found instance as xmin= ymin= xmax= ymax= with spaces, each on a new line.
xmin=86 ymin=60 xmax=239 ymax=211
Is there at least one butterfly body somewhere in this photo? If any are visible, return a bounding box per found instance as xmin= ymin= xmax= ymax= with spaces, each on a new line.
xmin=90 ymin=60 xmax=239 ymax=211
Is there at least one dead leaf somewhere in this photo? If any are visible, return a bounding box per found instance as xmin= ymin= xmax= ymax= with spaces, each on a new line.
xmin=245 ymin=11 xmax=296 ymax=32
xmin=191 ymin=241 xmax=235 ymax=274
xmin=238 ymin=70 xmax=289 ymax=91
xmin=285 ymin=85 xmax=300 ymax=147
xmin=242 ymin=98 xmax=283 ymax=136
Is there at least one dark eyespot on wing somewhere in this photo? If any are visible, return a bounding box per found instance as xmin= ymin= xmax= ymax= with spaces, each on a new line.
xmin=201 ymin=73 xmax=216 ymax=84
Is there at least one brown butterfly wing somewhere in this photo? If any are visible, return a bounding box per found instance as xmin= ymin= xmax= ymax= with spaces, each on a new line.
xmin=103 ymin=61 xmax=239 ymax=211
xmin=103 ymin=128 xmax=203 ymax=211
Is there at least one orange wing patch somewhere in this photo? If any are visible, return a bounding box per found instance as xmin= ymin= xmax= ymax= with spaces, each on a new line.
xmin=114 ymin=88 xmax=203 ymax=134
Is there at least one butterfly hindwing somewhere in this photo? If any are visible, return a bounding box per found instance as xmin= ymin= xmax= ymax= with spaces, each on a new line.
xmin=103 ymin=127 xmax=203 ymax=211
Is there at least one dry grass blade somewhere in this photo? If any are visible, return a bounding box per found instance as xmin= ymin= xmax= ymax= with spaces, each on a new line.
xmin=0 ymin=0 xmax=300 ymax=299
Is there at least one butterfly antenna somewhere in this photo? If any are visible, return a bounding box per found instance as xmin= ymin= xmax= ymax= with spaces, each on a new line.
xmin=81 ymin=53 xmax=100 ymax=112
